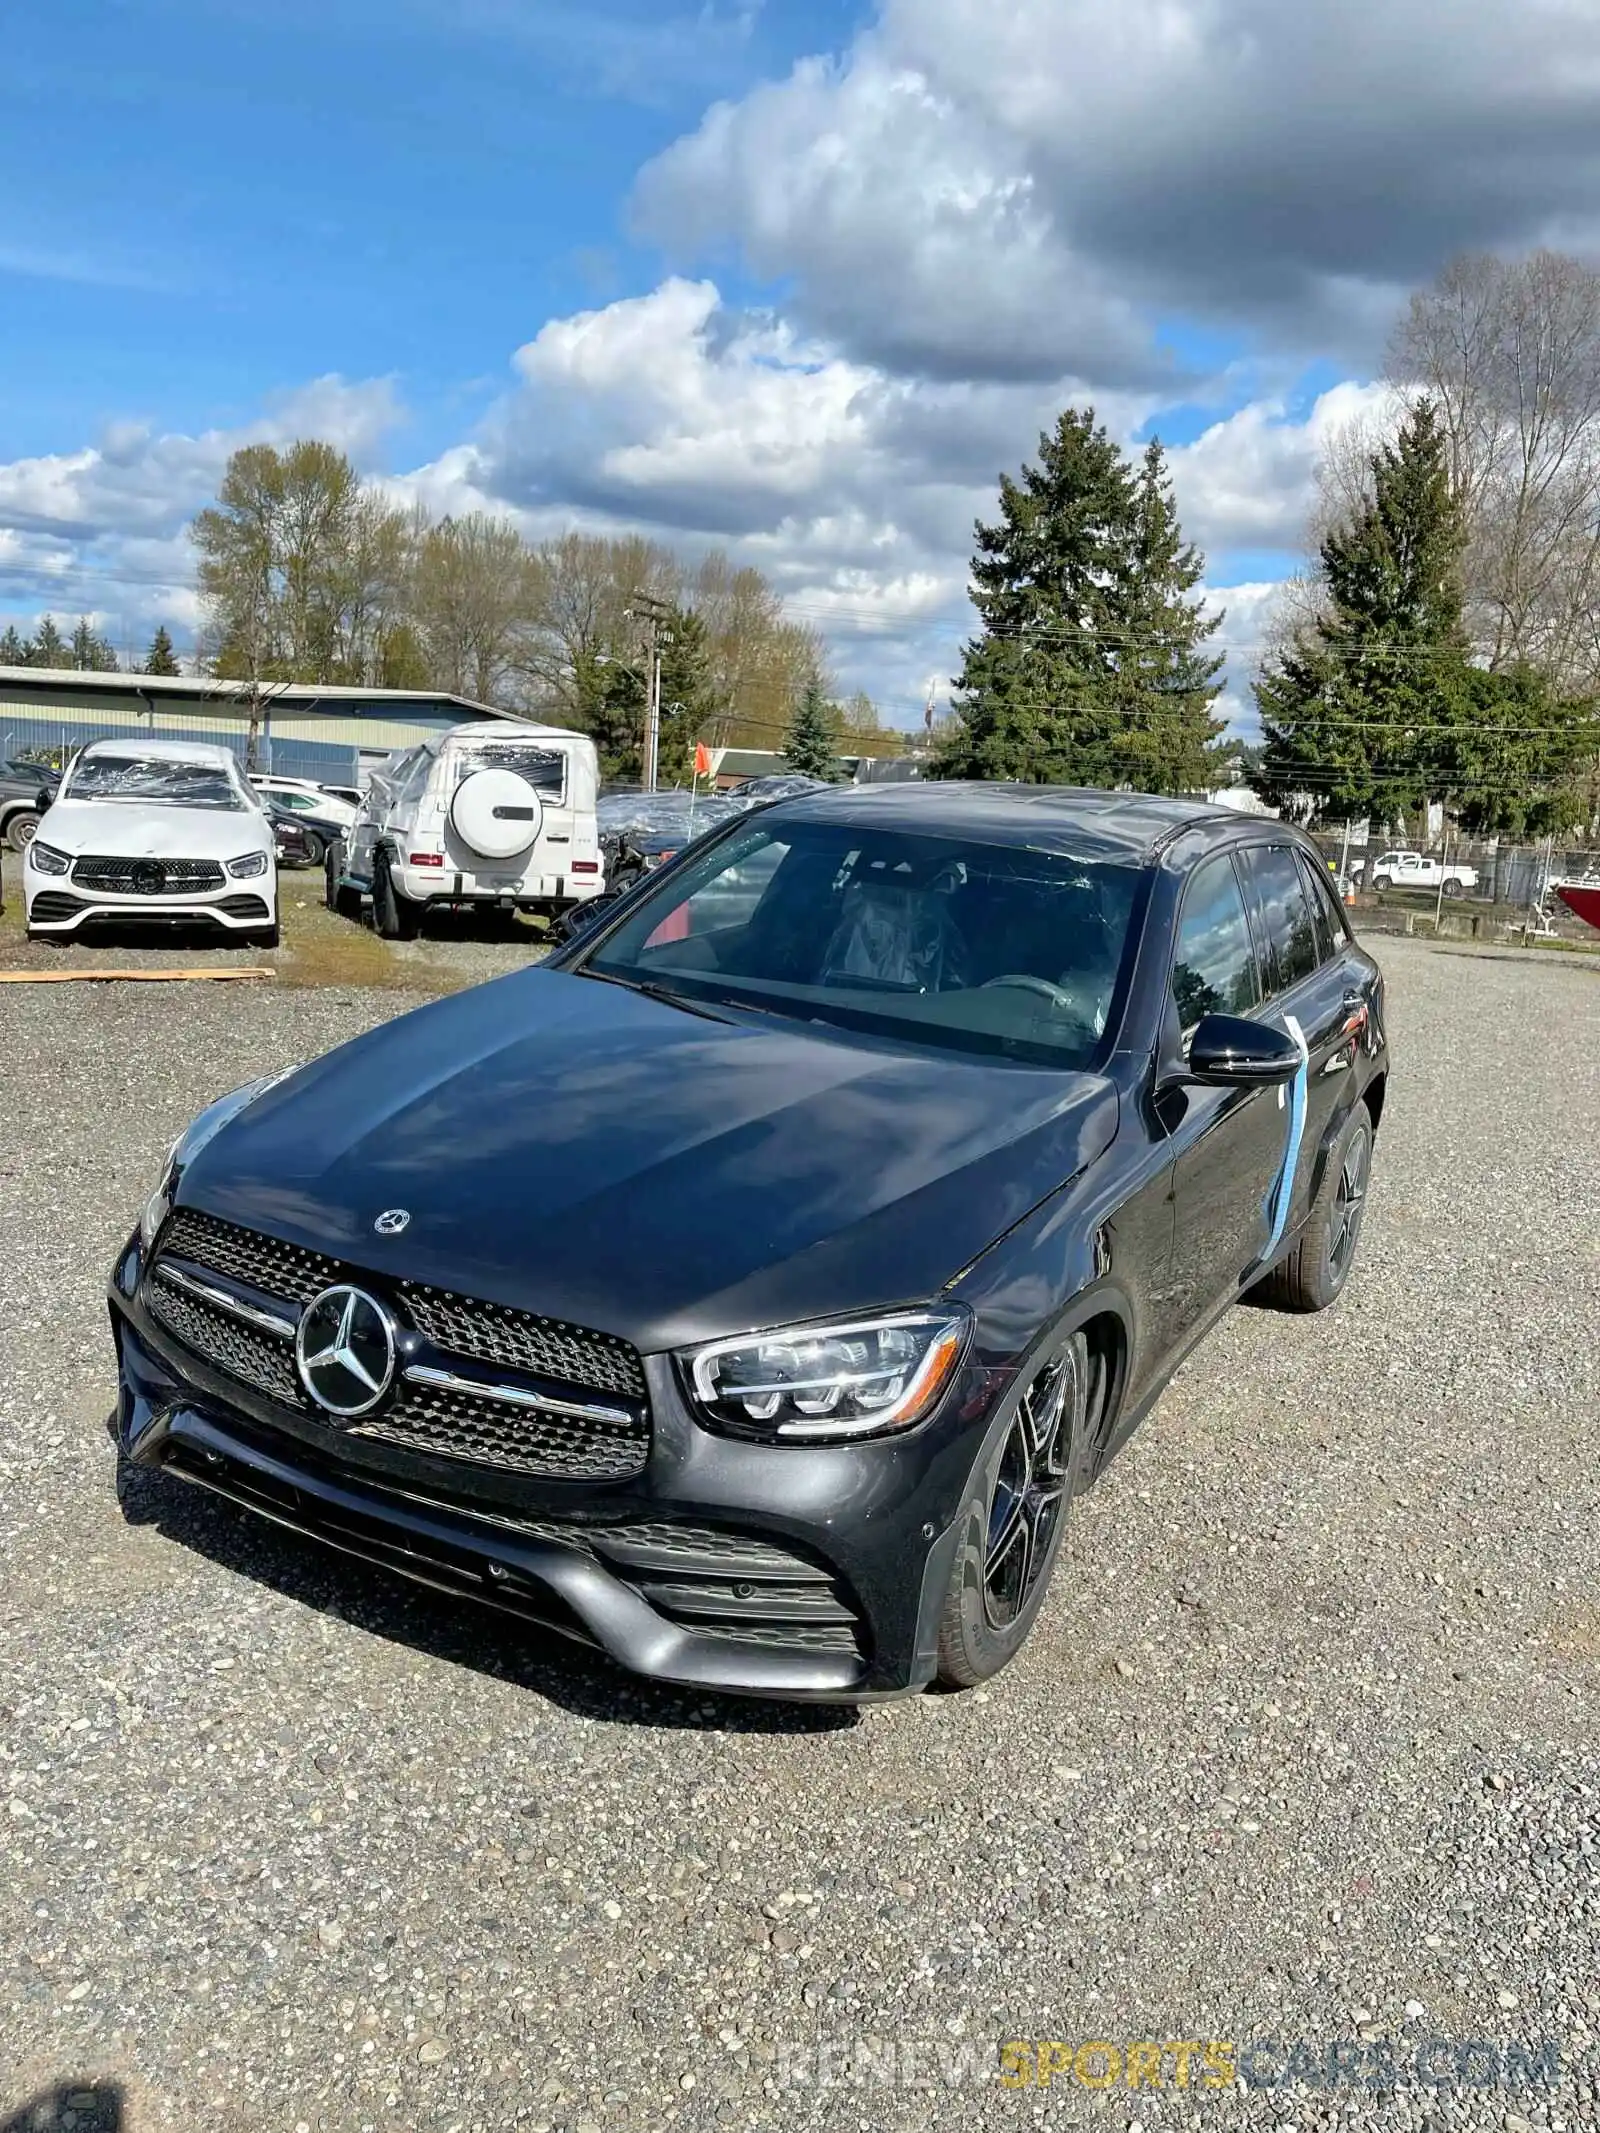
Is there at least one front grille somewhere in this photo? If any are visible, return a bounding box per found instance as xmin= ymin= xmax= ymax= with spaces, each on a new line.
xmin=148 ymin=1209 xmax=650 ymax=1481
xmin=74 ymin=855 xmax=225 ymax=895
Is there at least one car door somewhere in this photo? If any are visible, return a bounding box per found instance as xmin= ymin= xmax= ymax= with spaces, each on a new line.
xmin=1236 ymin=841 xmax=1363 ymax=1248
xmin=347 ymin=750 xmax=415 ymax=886
xmin=1151 ymin=849 xmax=1291 ymax=1357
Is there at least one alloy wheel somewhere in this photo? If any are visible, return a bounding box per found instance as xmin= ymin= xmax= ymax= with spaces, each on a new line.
xmin=983 ymin=1347 xmax=1075 ymax=1631
xmin=1329 ymin=1127 xmax=1371 ymax=1283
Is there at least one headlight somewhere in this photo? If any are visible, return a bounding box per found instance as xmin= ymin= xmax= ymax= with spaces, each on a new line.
xmin=28 ymin=841 xmax=70 ymax=876
xmin=227 ymin=850 xmax=270 ymax=879
xmin=683 ymin=1310 xmax=968 ymax=1442
xmin=138 ymin=1070 xmax=297 ymax=1252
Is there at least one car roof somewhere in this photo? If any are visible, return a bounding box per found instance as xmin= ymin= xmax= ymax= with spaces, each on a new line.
xmin=434 ymin=719 xmax=589 ymax=747
xmin=757 ymin=780 xmax=1253 ymax=862
xmin=77 ymin=736 xmax=240 ymax=769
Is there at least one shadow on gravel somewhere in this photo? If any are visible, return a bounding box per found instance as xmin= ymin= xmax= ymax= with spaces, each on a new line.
xmin=1 ymin=2083 xmax=125 ymax=2132
xmin=116 ymin=1458 xmax=860 ymax=1739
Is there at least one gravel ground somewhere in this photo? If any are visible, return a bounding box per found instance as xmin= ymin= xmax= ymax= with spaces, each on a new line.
xmin=1 ymin=936 xmax=1597 ymax=2133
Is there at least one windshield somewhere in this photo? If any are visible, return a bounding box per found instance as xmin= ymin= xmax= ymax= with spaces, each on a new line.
xmin=581 ymin=817 xmax=1143 ymax=1068
xmin=64 ymin=754 xmax=246 ymax=810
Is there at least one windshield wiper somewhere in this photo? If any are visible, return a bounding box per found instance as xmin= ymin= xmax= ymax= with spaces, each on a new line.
xmin=578 ymin=970 xmax=734 ymax=1023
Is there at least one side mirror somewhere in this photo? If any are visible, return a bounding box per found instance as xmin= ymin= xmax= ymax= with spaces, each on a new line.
xmin=549 ymin=892 xmax=620 ymax=945
xmin=36 ymin=786 xmax=53 ymax=813
xmin=1187 ymin=1013 xmax=1302 ymax=1088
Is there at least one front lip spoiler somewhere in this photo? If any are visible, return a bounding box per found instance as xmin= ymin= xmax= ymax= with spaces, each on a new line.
xmin=124 ymin=1399 xmax=874 ymax=1702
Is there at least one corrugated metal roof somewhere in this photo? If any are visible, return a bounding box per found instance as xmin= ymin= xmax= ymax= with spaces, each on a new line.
xmin=0 ymin=665 xmax=519 ymax=720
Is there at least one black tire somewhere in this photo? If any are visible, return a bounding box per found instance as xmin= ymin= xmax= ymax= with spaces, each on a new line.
xmin=324 ymin=839 xmax=363 ymax=921
xmin=1441 ymin=877 xmax=1463 ymax=899
xmin=299 ymin=828 xmax=326 ymax=868
xmin=935 ymin=1330 xmax=1090 ymax=1690
xmin=1372 ymin=873 xmax=1393 ymax=892
xmin=1252 ymin=1100 xmax=1374 ymax=1314
xmin=372 ymin=852 xmax=420 ymax=940
xmin=245 ymin=923 xmax=280 ymax=951
xmin=5 ymin=809 xmax=39 ymax=853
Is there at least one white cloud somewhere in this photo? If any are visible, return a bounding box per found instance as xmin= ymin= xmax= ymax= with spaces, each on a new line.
xmin=0 ymin=377 xmax=403 ymax=649
xmin=636 ymin=0 xmax=1600 ymax=383
xmin=1165 ymin=381 xmax=1402 ymax=554
xmin=1 ymin=286 xmax=1369 ymax=723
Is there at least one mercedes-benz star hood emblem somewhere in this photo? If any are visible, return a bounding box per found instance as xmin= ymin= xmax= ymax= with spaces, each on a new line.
xmin=374 ymin=1209 xmax=410 ymax=1235
xmin=296 ymin=1285 xmax=397 ymax=1418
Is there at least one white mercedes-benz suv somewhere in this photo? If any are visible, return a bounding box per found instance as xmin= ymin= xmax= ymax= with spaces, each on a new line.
xmin=24 ymin=738 xmax=279 ymax=947
xmin=327 ymin=720 xmax=605 ymax=937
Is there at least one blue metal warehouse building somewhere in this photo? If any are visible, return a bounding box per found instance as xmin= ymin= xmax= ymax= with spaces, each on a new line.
xmin=0 ymin=667 xmax=517 ymax=788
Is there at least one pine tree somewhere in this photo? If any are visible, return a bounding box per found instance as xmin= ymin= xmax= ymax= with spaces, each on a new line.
xmin=142 ymin=625 xmax=181 ymax=676
xmin=0 ymin=625 xmax=26 ymax=666
xmin=655 ymin=607 xmax=720 ymax=788
xmin=572 ymin=651 xmax=646 ymax=785
xmin=570 ymin=608 xmax=722 ymax=786
xmin=1445 ymin=663 xmax=1596 ymax=837
xmin=1105 ymin=441 xmax=1229 ymax=791
xmin=29 ymin=617 xmax=71 ymax=669
xmin=70 ymin=617 xmax=118 ymax=671
xmin=782 ymin=680 xmax=842 ymax=780
xmin=1253 ymin=398 xmax=1474 ymax=829
xmin=934 ymin=411 xmax=1226 ymax=790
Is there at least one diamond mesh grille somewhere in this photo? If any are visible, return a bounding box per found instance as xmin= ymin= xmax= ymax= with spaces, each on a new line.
xmin=74 ymin=856 xmax=225 ymax=895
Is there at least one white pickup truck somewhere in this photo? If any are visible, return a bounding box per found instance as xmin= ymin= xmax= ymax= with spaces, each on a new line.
xmin=1354 ymin=849 xmax=1480 ymax=897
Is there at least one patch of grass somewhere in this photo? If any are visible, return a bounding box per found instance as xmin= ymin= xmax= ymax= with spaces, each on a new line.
xmin=0 ymin=872 xmax=548 ymax=996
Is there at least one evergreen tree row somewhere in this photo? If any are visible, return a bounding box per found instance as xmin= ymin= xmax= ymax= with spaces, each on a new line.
xmin=0 ymin=617 xmax=184 ymax=676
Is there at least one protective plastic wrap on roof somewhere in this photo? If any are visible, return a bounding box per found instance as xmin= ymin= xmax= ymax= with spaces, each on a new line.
xmin=596 ymin=792 xmax=741 ymax=837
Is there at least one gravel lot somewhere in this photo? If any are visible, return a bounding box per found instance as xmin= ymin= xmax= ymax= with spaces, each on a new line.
xmin=1 ymin=935 xmax=1597 ymax=2133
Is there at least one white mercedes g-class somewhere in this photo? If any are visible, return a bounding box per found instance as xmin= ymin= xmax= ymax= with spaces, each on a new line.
xmin=326 ymin=721 xmax=605 ymax=937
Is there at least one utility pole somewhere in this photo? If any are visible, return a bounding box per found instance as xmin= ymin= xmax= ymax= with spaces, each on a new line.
xmin=625 ymin=592 xmax=673 ymax=793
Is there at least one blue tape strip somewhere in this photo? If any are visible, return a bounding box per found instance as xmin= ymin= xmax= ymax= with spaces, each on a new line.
xmin=1262 ymin=1033 xmax=1310 ymax=1262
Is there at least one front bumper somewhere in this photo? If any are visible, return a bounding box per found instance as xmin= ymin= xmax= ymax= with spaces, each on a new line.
xmin=109 ymin=1235 xmax=988 ymax=1701
xmin=26 ymin=882 xmax=276 ymax=933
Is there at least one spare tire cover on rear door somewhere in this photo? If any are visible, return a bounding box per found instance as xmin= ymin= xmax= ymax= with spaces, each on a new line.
xmin=449 ymin=768 xmax=544 ymax=859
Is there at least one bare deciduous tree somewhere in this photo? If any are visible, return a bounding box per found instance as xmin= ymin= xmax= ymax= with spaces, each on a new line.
xmin=411 ymin=512 xmax=532 ymax=705
xmin=1389 ymin=250 xmax=1600 ymax=689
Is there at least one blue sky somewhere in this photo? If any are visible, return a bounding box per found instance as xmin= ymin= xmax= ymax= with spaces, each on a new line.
xmin=1 ymin=0 xmax=1589 ymax=721
xmin=2 ymin=0 xmax=855 ymax=456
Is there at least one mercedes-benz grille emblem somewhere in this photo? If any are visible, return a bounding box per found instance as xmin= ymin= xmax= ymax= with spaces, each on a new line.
xmin=373 ymin=1208 xmax=411 ymax=1235
xmin=133 ymin=860 xmax=165 ymax=894
xmin=295 ymin=1285 xmax=397 ymax=1418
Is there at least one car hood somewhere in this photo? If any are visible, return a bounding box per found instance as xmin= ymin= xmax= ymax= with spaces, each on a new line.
xmin=181 ymin=967 xmax=1119 ymax=1352
xmin=40 ymin=799 xmax=268 ymax=859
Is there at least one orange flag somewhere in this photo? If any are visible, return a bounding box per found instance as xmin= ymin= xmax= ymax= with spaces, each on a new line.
xmin=694 ymin=742 xmax=713 ymax=777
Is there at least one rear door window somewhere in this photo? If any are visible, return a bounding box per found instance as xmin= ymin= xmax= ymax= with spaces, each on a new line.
xmin=1242 ymin=844 xmax=1321 ymax=992
xmin=1171 ymin=853 xmax=1261 ymax=1031
xmin=1298 ymin=851 xmax=1348 ymax=962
